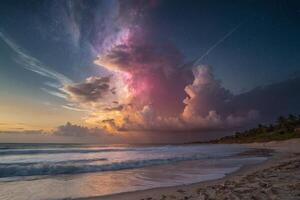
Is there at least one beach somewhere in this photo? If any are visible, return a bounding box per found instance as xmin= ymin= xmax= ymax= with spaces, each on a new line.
xmin=0 ymin=140 xmax=299 ymax=200
xmin=80 ymin=139 xmax=300 ymax=200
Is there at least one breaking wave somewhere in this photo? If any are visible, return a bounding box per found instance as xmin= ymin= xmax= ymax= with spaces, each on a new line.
xmin=0 ymin=154 xmax=208 ymax=178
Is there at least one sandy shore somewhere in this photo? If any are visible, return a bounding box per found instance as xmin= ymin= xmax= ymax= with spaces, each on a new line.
xmin=80 ymin=139 xmax=300 ymax=200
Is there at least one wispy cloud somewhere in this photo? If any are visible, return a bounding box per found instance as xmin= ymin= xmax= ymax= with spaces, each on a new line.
xmin=0 ymin=31 xmax=73 ymax=86
xmin=62 ymin=104 xmax=89 ymax=112
xmin=41 ymin=88 xmax=68 ymax=99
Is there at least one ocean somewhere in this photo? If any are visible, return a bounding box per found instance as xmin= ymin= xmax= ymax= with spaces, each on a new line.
xmin=0 ymin=143 xmax=267 ymax=200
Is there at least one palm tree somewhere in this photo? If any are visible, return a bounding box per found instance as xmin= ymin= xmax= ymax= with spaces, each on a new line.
xmin=288 ymin=114 xmax=297 ymax=124
xmin=277 ymin=116 xmax=287 ymax=129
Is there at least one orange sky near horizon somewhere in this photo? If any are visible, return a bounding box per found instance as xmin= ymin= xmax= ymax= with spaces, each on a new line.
xmin=0 ymin=94 xmax=85 ymax=132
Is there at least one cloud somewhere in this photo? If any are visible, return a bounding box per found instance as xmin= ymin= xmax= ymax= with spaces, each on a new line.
xmin=180 ymin=65 xmax=260 ymax=129
xmin=97 ymin=65 xmax=259 ymax=133
xmin=65 ymin=76 xmax=112 ymax=103
xmin=52 ymin=122 xmax=106 ymax=137
xmin=0 ymin=123 xmax=124 ymax=144
xmin=103 ymin=105 xmax=124 ymax=112
xmin=56 ymin=0 xmax=193 ymax=132
xmin=47 ymin=0 xmax=300 ymax=138
xmin=0 ymin=122 xmax=112 ymax=138
xmin=182 ymin=65 xmax=232 ymax=119
xmin=41 ymin=88 xmax=68 ymax=99
xmin=95 ymin=40 xmax=184 ymax=73
xmin=61 ymin=104 xmax=89 ymax=112
xmin=85 ymin=1 xmax=261 ymax=134
xmin=95 ymin=30 xmax=192 ymax=116
xmin=230 ymin=77 xmax=300 ymax=123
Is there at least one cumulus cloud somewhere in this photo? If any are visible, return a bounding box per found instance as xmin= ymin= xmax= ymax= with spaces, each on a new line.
xmin=181 ymin=65 xmax=260 ymax=129
xmin=182 ymin=65 xmax=232 ymax=119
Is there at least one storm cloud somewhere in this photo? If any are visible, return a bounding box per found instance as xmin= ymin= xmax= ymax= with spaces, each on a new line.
xmin=94 ymin=29 xmax=192 ymax=117
xmin=112 ymin=65 xmax=260 ymax=132
xmin=61 ymin=0 xmax=300 ymax=136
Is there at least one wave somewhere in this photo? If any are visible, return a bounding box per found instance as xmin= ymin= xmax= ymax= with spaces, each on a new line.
xmin=0 ymin=145 xmax=183 ymax=156
xmin=0 ymin=145 xmax=200 ymax=156
xmin=0 ymin=148 xmax=143 ymax=155
xmin=0 ymin=154 xmax=209 ymax=178
xmin=0 ymin=158 xmax=108 ymax=166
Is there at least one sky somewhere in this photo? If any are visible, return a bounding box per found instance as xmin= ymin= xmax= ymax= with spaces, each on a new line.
xmin=0 ymin=0 xmax=300 ymax=143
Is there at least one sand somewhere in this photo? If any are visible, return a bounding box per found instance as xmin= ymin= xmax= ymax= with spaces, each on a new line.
xmin=79 ymin=139 xmax=300 ymax=200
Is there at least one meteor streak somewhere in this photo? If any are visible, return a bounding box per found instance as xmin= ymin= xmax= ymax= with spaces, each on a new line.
xmin=193 ymin=22 xmax=244 ymax=65
xmin=179 ymin=20 xmax=247 ymax=69
xmin=179 ymin=18 xmax=251 ymax=69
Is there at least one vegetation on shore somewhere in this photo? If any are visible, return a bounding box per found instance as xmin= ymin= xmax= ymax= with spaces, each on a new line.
xmin=211 ymin=115 xmax=300 ymax=143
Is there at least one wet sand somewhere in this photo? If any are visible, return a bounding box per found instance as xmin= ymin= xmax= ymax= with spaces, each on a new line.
xmin=79 ymin=139 xmax=300 ymax=200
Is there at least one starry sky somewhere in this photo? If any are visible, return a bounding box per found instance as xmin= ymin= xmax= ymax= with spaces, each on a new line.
xmin=0 ymin=0 xmax=300 ymax=143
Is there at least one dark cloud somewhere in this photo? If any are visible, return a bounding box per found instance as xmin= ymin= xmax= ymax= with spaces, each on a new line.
xmin=231 ymin=77 xmax=300 ymax=123
xmin=103 ymin=105 xmax=124 ymax=112
xmin=97 ymin=40 xmax=184 ymax=73
xmin=101 ymin=119 xmax=119 ymax=131
xmin=65 ymin=76 xmax=111 ymax=103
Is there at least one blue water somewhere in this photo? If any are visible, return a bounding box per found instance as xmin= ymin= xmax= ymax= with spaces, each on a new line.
xmin=0 ymin=143 xmax=267 ymax=200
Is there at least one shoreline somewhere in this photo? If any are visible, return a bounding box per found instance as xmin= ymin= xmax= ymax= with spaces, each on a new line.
xmin=77 ymin=138 xmax=300 ymax=200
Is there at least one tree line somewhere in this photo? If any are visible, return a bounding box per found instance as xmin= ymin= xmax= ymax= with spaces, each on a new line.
xmin=212 ymin=114 xmax=300 ymax=143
